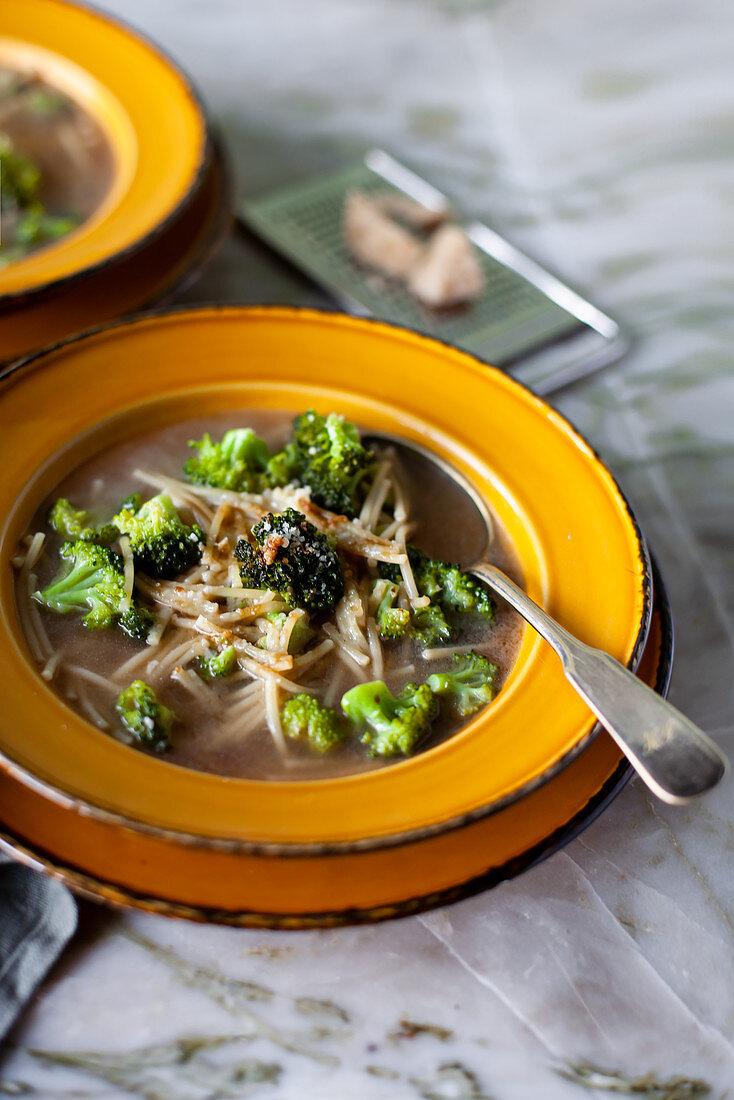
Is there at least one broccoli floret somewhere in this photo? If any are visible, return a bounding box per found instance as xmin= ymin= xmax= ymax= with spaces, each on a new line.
xmin=283 ymin=409 xmax=376 ymax=518
xmin=341 ymin=680 xmax=438 ymax=757
xmin=235 ymin=508 xmax=344 ymax=613
xmin=280 ymin=694 xmax=347 ymax=752
xmin=0 ymin=135 xmax=40 ymax=209
xmin=183 ymin=412 xmax=376 ymax=516
xmin=33 ymin=540 xmax=152 ymax=636
xmin=194 ymin=644 xmax=237 ymax=681
xmin=184 ymin=428 xmax=273 ymax=492
xmin=369 ymin=576 xmax=449 ymax=646
xmin=426 ymin=650 xmax=498 ymax=717
xmin=115 ymin=680 xmax=175 ymax=751
xmin=264 ymin=444 xmax=300 ymax=489
xmin=410 ymin=604 xmax=453 ymax=648
xmin=434 ymin=565 xmax=495 ymax=619
xmin=48 ymin=497 xmax=90 ymax=539
xmin=184 ymin=427 xmax=300 ymax=493
xmin=384 ymin=546 xmax=494 ymax=620
xmin=381 ymin=546 xmax=495 ymax=647
xmin=118 ymin=605 xmax=156 ymax=640
xmin=113 ymin=493 xmax=203 ymax=579
xmin=48 ymin=497 xmax=117 ymax=545
xmin=0 ymin=135 xmax=78 ymax=253
xmin=14 ymin=206 xmax=77 ymax=245
xmin=370 ymin=578 xmax=411 ymax=640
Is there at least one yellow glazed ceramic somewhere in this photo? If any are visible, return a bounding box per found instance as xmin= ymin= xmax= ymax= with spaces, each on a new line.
xmin=0 ymin=308 xmax=652 ymax=921
xmin=0 ymin=0 xmax=207 ymax=302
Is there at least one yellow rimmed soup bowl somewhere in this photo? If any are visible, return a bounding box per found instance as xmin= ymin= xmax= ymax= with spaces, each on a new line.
xmin=0 ymin=307 xmax=652 ymax=923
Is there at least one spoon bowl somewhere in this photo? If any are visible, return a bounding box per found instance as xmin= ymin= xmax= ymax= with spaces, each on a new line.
xmin=364 ymin=431 xmax=493 ymax=565
xmin=366 ymin=432 xmax=728 ymax=805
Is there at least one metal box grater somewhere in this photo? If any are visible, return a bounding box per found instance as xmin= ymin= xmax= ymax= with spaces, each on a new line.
xmin=241 ymin=150 xmax=627 ymax=394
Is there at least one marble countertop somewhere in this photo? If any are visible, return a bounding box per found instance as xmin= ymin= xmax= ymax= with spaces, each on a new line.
xmin=2 ymin=0 xmax=734 ymax=1095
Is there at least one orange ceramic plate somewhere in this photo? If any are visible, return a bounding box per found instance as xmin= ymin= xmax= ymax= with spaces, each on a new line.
xmin=0 ymin=307 xmax=651 ymax=863
xmin=0 ymin=0 xmax=207 ymax=301
xmin=0 ymin=558 xmax=671 ymax=926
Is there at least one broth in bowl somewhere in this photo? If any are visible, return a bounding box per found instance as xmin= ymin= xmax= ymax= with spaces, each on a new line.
xmin=15 ymin=409 xmax=523 ymax=781
xmin=0 ymin=67 xmax=114 ymax=267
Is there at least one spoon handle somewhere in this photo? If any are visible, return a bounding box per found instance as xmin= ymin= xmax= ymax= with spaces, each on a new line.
xmin=471 ymin=563 xmax=727 ymax=804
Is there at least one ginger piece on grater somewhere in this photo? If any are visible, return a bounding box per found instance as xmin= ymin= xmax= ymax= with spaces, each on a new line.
xmin=343 ymin=190 xmax=423 ymax=279
xmin=407 ymin=224 xmax=484 ymax=308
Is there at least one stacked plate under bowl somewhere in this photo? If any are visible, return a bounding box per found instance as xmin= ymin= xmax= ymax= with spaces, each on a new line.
xmin=0 ymin=307 xmax=672 ymax=927
xmin=0 ymin=0 xmax=230 ymax=363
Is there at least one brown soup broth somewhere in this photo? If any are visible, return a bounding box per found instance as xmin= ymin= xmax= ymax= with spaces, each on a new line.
xmin=17 ymin=411 xmax=524 ymax=781
xmin=0 ymin=68 xmax=115 ymax=259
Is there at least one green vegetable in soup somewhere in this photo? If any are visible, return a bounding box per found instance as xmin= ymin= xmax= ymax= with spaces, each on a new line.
xmin=341 ymin=680 xmax=438 ymax=758
xmin=285 ymin=409 xmax=376 ymax=518
xmin=184 ymin=409 xmax=378 ymax=520
xmin=14 ymin=207 xmax=78 ymax=245
xmin=383 ymin=546 xmax=495 ymax=619
xmin=235 ymin=508 xmax=344 ymax=613
xmin=113 ymin=493 xmax=204 ymax=580
xmin=426 ymin=650 xmax=498 ymax=717
xmin=0 ymin=134 xmax=79 ymax=265
xmin=0 ymin=134 xmax=40 ymax=208
xmin=25 ymin=87 xmax=69 ymax=118
xmin=115 ymin=680 xmax=175 ymax=751
xmin=184 ymin=428 xmax=287 ymax=493
xmin=381 ymin=546 xmax=495 ymax=648
xmin=370 ymin=578 xmax=411 ymax=640
xmin=281 ymin=694 xmax=347 ymax=752
xmin=194 ymin=645 xmax=238 ymax=682
xmin=409 ymin=604 xmax=453 ymax=648
xmin=33 ymin=539 xmax=153 ymax=638
xmin=48 ymin=497 xmax=118 ymax=545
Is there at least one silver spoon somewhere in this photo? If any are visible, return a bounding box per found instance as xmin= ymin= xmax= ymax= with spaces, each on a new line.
xmin=364 ymin=433 xmax=728 ymax=805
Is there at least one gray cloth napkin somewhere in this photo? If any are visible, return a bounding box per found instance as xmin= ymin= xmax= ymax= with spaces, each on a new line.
xmin=0 ymin=860 xmax=77 ymax=1042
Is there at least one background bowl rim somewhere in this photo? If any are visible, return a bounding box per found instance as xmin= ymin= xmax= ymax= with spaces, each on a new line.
xmin=0 ymin=0 xmax=210 ymax=308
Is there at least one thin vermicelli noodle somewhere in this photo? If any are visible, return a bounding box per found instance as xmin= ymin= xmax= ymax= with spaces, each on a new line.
xmin=25 ymin=572 xmax=52 ymax=661
xmin=41 ymin=653 xmax=60 ymax=681
xmin=146 ymin=605 xmax=172 ymax=647
xmin=367 ymin=620 xmax=384 ymax=681
xmin=14 ymin=409 xmax=521 ymax=781
xmin=75 ymin=688 xmax=110 ymax=730
xmin=172 ymin=666 xmax=222 ymax=708
xmin=67 ymin=664 xmax=122 ymax=693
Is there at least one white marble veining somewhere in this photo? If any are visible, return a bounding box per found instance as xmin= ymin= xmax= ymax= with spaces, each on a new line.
xmin=2 ymin=0 xmax=734 ymax=1095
